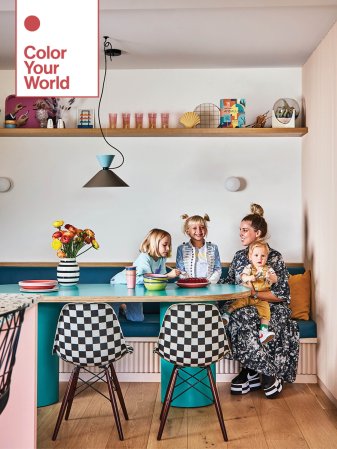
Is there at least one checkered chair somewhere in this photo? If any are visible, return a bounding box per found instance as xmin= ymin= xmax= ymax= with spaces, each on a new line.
xmin=52 ymin=303 xmax=133 ymax=441
xmin=154 ymin=303 xmax=230 ymax=441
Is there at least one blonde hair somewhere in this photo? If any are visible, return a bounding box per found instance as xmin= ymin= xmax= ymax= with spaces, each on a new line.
xmin=248 ymin=241 xmax=269 ymax=260
xmin=139 ymin=228 xmax=172 ymax=259
xmin=181 ymin=213 xmax=210 ymax=237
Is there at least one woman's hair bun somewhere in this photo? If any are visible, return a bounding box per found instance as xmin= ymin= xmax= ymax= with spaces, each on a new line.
xmin=204 ymin=213 xmax=210 ymax=222
xmin=181 ymin=213 xmax=189 ymax=220
xmin=250 ymin=203 xmax=264 ymax=216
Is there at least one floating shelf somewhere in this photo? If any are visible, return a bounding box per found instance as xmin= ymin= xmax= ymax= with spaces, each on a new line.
xmin=0 ymin=127 xmax=308 ymax=138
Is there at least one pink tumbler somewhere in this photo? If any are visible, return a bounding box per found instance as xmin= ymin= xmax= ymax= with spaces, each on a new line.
xmin=125 ymin=266 xmax=136 ymax=289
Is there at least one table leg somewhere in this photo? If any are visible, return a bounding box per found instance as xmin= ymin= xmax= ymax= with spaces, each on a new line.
xmin=160 ymin=302 xmax=215 ymax=408
xmin=37 ymin=303 xmax=63 ymax=407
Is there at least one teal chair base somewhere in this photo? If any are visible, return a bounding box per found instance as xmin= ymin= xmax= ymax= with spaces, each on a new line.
xmin=160 ymin=302 xmax=215 ymax=408
xmin=37 ymin=303 xmax=63 ymax=407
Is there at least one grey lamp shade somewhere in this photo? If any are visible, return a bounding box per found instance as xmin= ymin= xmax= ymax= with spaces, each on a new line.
xmin=83 ymin=168 xmax=129 ymax=187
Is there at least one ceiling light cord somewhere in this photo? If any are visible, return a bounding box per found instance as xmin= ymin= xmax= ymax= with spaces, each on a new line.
xmin=97 ymin=37 xmax=124 ymax=170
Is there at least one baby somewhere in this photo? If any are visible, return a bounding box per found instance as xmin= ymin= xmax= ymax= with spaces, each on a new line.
xmin=222 ymin=241 xmax=277 ymax=344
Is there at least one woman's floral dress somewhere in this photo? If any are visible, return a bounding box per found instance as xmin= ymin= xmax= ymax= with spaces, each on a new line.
xmin=219 ymin=247 xmax=299 ymax=382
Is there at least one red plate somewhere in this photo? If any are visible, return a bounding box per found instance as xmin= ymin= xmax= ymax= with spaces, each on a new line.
xmin=18 ymin=280 xmax=58 ymax=289
xmin=176 ymin=281 xmax=209 ymax=288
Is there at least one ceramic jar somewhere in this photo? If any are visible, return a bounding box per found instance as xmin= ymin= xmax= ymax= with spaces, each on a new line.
xmin=57 ymin=258 xmax=80 ymax=286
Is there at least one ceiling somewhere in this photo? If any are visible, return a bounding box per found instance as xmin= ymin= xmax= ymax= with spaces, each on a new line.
xmin=1 ymin=0 xmax=337 ymax=70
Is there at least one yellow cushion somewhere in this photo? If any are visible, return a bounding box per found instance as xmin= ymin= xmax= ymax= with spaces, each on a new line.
xmin=289 ymin=271 xmax=311 ymax=320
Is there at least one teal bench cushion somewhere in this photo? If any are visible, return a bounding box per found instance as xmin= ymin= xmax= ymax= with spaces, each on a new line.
xmin=119 ymin=313 xmax=160 ymax=337
xmin=296 ymin=319 xmax=317 ymax=338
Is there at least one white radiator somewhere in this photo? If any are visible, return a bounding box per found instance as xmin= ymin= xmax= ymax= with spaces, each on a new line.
xmin=59 ymin=337 xmax=317 ymax=383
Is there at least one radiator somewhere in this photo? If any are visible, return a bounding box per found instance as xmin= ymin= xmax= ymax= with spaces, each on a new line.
xmin=59 ymin=337 xmax=317 ymax=383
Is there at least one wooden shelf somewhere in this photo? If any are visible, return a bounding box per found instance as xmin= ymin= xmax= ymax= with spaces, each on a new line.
xmin=0 ymin=127 xmax=308 ymax=138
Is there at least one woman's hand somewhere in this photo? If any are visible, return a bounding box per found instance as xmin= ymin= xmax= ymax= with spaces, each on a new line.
xmin=267 ymin=268 xmax=278 ymax=284
xmin=167 ymin=268 xmax=181 ymax=278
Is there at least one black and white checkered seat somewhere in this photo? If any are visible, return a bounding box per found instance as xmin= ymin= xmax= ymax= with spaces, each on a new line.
xmin=154 ymin=303 xmax=230 ymax=442
xmin=52 ymin=303 xmax=133 ymax=442
xmin=154 ymin=303 xmax=230 ymax=367
xmin=53 ymin=302 xmax=133 ymax=367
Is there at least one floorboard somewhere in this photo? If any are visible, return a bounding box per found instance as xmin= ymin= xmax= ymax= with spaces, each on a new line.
xmin=37 ymin=382 xmax=337 ymax=449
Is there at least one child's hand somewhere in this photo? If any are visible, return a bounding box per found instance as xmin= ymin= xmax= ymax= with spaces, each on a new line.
xmin=242 ymin=274 xmax=256 ymax=282
xmin=167 ymin=269 xmax=181 ymax=279
xmin=267 ymin=268 xmax=277 ymax=284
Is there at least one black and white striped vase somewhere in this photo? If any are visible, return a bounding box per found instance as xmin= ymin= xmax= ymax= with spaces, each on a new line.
xmin=57 ymin=258 xmax=80 ymax=286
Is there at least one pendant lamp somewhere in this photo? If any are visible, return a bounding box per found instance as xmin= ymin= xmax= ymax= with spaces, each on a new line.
xmin=83 ymin=36 xmax=129 ymax=188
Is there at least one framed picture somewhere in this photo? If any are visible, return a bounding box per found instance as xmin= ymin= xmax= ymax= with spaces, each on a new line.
xmin=77 ymin=108 xmax=95 ymax=128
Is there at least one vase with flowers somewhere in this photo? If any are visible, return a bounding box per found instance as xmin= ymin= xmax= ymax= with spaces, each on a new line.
xmin=51 ymin=220 xmax=99 ymax=286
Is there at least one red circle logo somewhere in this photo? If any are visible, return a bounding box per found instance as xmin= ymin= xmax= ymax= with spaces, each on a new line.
xmin=24 ymin=16 xmax=40 ymax=32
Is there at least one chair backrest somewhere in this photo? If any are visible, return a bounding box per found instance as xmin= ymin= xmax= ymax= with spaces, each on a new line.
xmin=53 ymin=302 xmax=130 ymax=367
xmin=155 ymin=303 xmax=230 ymax=367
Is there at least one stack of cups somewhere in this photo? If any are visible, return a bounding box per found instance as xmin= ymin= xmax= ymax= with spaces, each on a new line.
xmin=125 ymin=266 xmax=137 ymax=289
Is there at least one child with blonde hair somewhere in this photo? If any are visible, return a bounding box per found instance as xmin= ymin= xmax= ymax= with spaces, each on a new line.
xmin=176 ymin=214 xmax=222 ymax=284
xmin=111 ymin=228 xmax=180 ymax=321
xmin=222 ymin=241 xmax=277 ymax=344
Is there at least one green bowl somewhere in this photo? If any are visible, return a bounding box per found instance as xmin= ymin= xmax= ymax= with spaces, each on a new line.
xmin=143 ymin=277 xmax=168 ymax=283
xmin=144 ymin=281 xmax=167 ymax=291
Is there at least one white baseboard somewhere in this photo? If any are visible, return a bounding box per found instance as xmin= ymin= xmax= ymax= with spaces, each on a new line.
xmin=59 ymin=336 xmax=317 ymax=384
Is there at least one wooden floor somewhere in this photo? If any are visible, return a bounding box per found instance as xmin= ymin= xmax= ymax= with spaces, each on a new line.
xmin=38 ymin=382 xmax=337 ymax=449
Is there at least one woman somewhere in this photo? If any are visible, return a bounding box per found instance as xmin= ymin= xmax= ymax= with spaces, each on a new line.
xmin=220 ymin=203 xmax=299 ymax=399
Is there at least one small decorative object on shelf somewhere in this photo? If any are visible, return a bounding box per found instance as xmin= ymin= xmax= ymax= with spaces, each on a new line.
xmin=219 ymin=98 xmax=246 ymax=128
xmin=51 ymin=220 xmax=99 ymax=285
xmin=77 ymin=108 xmax=94 ymax=128
xmin=34 ymin=100 xmax=51 ymax=128
xmin=194 ymin=103 xmax=220 ymax=128
xmin=245 ymin=111 xmax=270 ymax=128
xmin=179 ymin=112 xmax=200 ymax=128
xmin=272 ymin=98 xmax=300 ymax=128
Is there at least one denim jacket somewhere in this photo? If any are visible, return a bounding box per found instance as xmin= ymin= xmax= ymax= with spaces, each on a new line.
xmin=176 ymin=241 xmax=222 ymax=284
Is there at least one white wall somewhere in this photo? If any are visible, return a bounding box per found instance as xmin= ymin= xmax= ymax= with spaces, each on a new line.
xmin=0 ymin=68 xmax=302 ymax=262
xmin=302 ymin=23 xmax=337 ymax=401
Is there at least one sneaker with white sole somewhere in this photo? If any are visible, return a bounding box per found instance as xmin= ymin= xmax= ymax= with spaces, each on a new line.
xmin=262 ymin=374 xmax=283 ymax=399
xmin=231 ymin=368 xmax=261 ymax=395
xmin=221 ymin=312 xmax=230 ymax=325
xmin=259 ymin=329 xmax=275 ymax=344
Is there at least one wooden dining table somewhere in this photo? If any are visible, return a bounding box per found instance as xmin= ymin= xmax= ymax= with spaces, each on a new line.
xmin=0 ymin=283 xmax=250 ymax=407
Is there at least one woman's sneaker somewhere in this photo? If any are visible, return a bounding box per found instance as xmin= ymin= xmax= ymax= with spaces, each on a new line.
xmin=221 ymin=312 xmax=230 ymax=325
xmin=231 ymin=368 xmax=261 ymax=395
xmin=262 ymin=374 xmax=283 ymax=398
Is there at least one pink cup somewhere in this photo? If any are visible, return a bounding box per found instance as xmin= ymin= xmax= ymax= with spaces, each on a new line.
xmin=126 ymin=266 xmax=136 ymax=289
xmin=135 ymin=113 xmax=143 ymax=129
xmin=109 ymin=113 xmax=117 ymax=128
xmin=148 ymin=113 xmax=157 ymax=129
xmin=161 ymin=113 xmax=169 ymax=128
xmin=122 ymin=113 xmax=131 ymax=129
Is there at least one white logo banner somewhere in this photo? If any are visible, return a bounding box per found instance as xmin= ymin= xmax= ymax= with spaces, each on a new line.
xmin=16 ymin=0 xmax=99 ymax=97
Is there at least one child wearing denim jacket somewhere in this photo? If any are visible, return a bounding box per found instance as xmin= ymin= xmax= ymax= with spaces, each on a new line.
xmin=176 ymin=214 xmax=222 ymax=284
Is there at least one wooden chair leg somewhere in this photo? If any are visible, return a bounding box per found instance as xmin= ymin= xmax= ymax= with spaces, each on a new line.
xmin=160 ymin=365 xmax=177 ymax=421
xmin=106 ymin=368 xmax=124 ymax=440
xmin=110 ymin=364 xmax=129 ymax=420
xmin=157 ymin=366 xmax=178 ymax=441
xmin=206 ymin=366 xmax=228 ymax=442
xmin=52 ymin=367 xmax=79 ymax=441
xmin=65 ymin=366 xmax=80 ymax=420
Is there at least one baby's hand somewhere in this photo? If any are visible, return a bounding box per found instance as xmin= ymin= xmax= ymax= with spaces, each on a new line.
xmin=167 ymin=269 xmax=181 ymax=279
xmin=242 ymin=274 xmax=256 ymax=282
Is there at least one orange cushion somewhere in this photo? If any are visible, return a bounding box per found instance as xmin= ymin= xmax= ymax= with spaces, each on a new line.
xmin=289 ymin=271 xmax=311 ymax=320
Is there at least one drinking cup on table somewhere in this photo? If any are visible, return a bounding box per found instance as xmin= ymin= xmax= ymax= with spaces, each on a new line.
xmin=109 ymin=113 xmax=117 ymax=128
xmin=148 ymin=113 xmax=157 ymax=129
xmin=135 ymin=113 xmax=143 ymax=129
xmin=161 ymin=113 xmax=169 ymax=128
xmin=122 ymin=113 xmax=131 ymax=129
xmin=125 ymin=266 xmax=136 ymax=289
